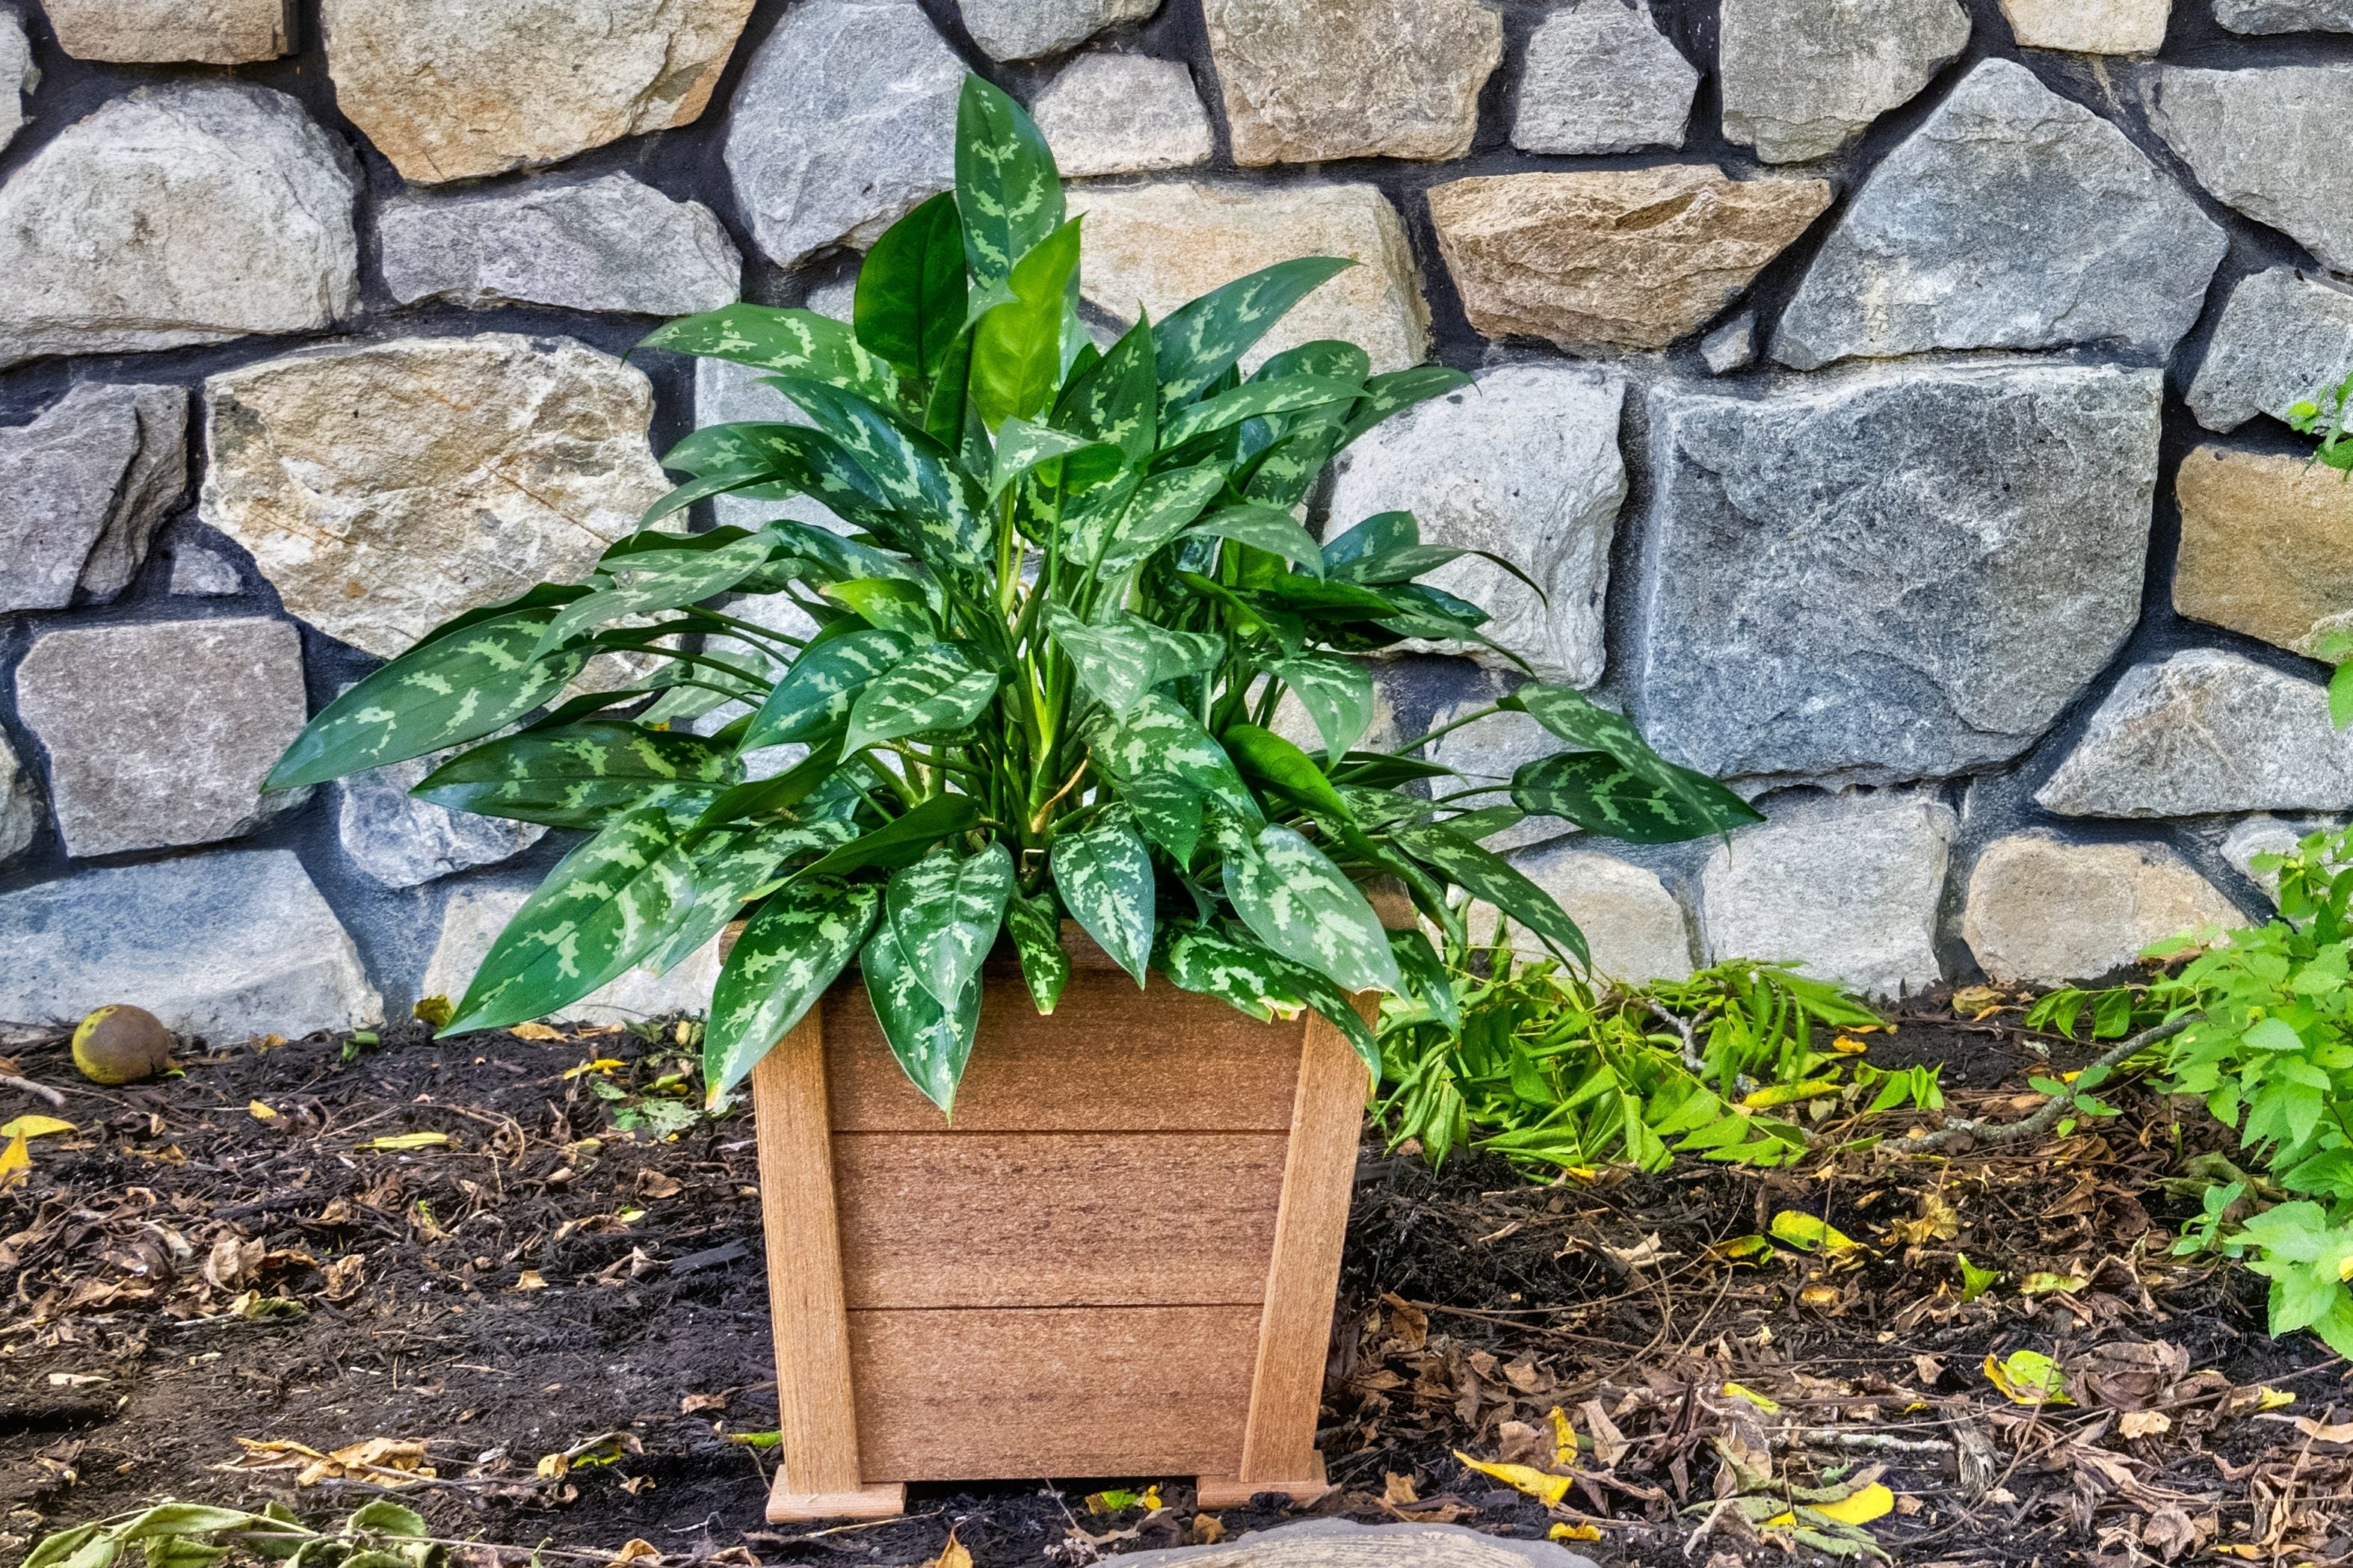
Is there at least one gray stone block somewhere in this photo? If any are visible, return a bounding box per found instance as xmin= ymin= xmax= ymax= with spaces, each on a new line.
xmin=2215 ymin=0 xmax=2353 ymax=32
xmin=2036 ymin=649 xmax=2353 ymax=818
xmin=0 ymin=849 xmax=380 ymax=1037
xmin=2151 ymin=64 xmax=2353 ymax=275
xmin=14 ymin=617 xmax=309 ymax=857
xmin=337 ymin=753 xmax=546 ymax=891
xmin=1512 ymin=1 xmax=1698 ymax=156
xmin=1963 ymin=832 xmax=2242 ymax=984
xmin=1106 ymin=1520 xmax=1597 ymax=1568
xmin=169 ymin=542 xmax=243 ymax=597
xmin=1203 ymin=0 xmax=1500 ymax=166
xmin=1487 ymin=845 xmax=1696 ymax=985
xmin=1777 ymin=60 xmax=2225 ymax=370
xmin=1698 ymin=788 xmax=1953 ymax=1000
xmin=0 ymin=729 xmax=37 ymax=867
xmin=1701 ymin=312 xmax=1757 ymax=374
xmin=2188 ymin=268 xmax=2353 ymax=433
xmin=1719 ymin=0 xmax=1968 ymax=164
xmin=957 ymin=0 xmax=1157 ymax=61
xmin=0 ymin=84 xmax=357 ymax=364
xmin=1032 ymin=54 xmax=1212 ymax=178
xmin=0 ymin=7 xmax=36 ymax=151
xmin=1634 ymin=361 xmax=2163 ymax=788
xmin=724 ymin=0 xmax=962 ymax=272
xmin=0 ymin=383 xmax=188 ymax=614
xmin=380 ymin=173 xmax=741 ymax=316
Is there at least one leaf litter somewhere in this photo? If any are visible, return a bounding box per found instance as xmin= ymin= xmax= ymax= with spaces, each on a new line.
xmin=0 ymin=990 xmax=2349 ymax=1567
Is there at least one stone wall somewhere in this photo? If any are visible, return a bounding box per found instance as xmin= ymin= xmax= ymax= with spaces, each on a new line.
xmin=0 ymin=0 xmax=2342 ymax=1034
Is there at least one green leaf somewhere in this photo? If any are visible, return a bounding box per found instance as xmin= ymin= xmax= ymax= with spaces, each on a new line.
xmin=119 ymin=1509 xmax=267 ymax=1542
xmin=413 ymin=722 xmax=738 ymax=828
xmin=1160 ymin=374 xmax=1364 ymax=449
xmin=955 ymin=74 xmax=1064 ymax=286
xmin=971 ymin=217 xmax=1083 ymax=428
xmin=1223 ymin=723 xmax=1351 ymax=821
xmin=1153 ymin=920 xmax=1308 ymax=1024
xmin=650 ymin=424 xmax=895 ymax=531
xmin=1045 ymin=605 xmax=1221 ymax=716
xmin=1259 ymin=945 xmax=1381 ymax=1077
xmin=798 ymin=791 xmax=982 ymax=880
xmin=842 ymin=641 xmax=1000 ymax=753
xmin=640 ymin=305 xmax=900 ymax=408
xmin=888 ymin=842 xmax=1016 ymax=1006
xmin=1056 ymin=316 xmax=1158 ymax=464
xmin=1095 ymin=464 xmax=1225 ymax=574
xmin=1339 ymin=365 xmax=1472 ymax=447
xmin=1052 ymin=816 xmax=1156 ymax=986
xmin=1005 ymin=890 xmax=1071 ymax=1015
xmin=764 ymin=520 xmax=942 ymax=609
xmin=1321 ymin=510 xmax=1417 ymax=574
xmin=744 ymin=629 xmax=913 ymax=749
xmin=989 ymin=415 xmax=1114 ymax=501
xmin=1501 ymin=683 xmax=1757 ymax=844
xmin=639 ymin=814 xmax=860 ymax=978
xmin=1188 ymin=504 xmax=1327 ymax=577
xmin=863 ymin=916 xmax=981 ymax=1113
xmin=1155 ymin=257 xmax=1355 ymax=407
xmin=1224 ymin=823 xmax=1401 ymax=994
xmin=1090 ymin=695 xmax=1263 ymax=824
xmin=530 ymin=535 xmax=778 ymax=657
xmin=764 ymin=376 xmax=992 ymax=575
xmin=1389 ymin=821 xmax=1591 ymax=969
xmin=820 ymin=578 xmax=938 ymax=641
xmin=856 ymin=192 xmax=969 ymax=377
xmin=1267 ymin=655 xmax=1375 ymax=759
xmin=442 ymin=802 xmax=704 ymax=1034
xmin=343 ymin=1503 xmax=427 ymax=1541
xmin=2332 ymin=657 xmax=2353 ymax=732
xmin=1511 ymin=752 xmax=1762 ymax=845
xmin=267 ymin=599 xmax=590 ymax=790
xmin=1123 ymin=773 xmax=1208 ymax=867
xmin=2246 ymin=1016 xmax=2307 ymax=1052
xmin=1388 ymin=925 xmax=1458 ymax=1030
xmin=1254 ymin=339 xmax=1372 ymax=384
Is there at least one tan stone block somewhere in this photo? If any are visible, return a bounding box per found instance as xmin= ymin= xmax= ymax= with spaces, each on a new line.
xmin=1070 ymin=180 xmax=1431 ymax=373
xmin=2174 ymin=445 xmax=2353 ymax=656
xmin=1203 ymin=0 xmax=1501 ymax=166
xmin=1426 ymin=167 xmax=1833 ymax=351
xmin=45 ymin=0 xmax=292 ymax=63
xmin=1964 ymin=832 xmax=2243 ymax=985
xmin=2001 ymin=0 xmax=2171 ymax=53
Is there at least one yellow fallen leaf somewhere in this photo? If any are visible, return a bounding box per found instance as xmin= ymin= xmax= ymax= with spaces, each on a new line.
xmin=1832 ymin=1034 xmax=1871 ymax=1054
xmin=0 ymin=1114 xmax=74 ymax=1140
xmin=1985 ymin=1348 xmax=2072 ymax=1407
xmin=412 ymin=995 xmax=454 ymax=1030
xmin=510 ymin=1022 xmax=565 ymax=1041
xmin=2258 ymin=1387 xmax=2297 ymax=1411
xmin=1811 ymin=1483 xmax=1894 ymax=1526
xmin=2119 ymin=1410 xmax=2172 ymax=1439
xmin=1455 ymin=1451 xmax=1570 ymax=1506
xmin=0 ymin=1130 xmax=28 ymax=1191
xmin=360 ymin=1132 xmax=451 ymax=1151
xmin=1712 ymin=1234 xmax=1774 ymax=1262
xmin=1798 ymin=1284 xmax=1842 ymax=1307
xmin=513 ymin=1270 xmax=548 ymax=1291
xmin=564 ymin=1058 xmax=627 ymax=1079
xmin=608 ymin=1542 xmax=660 ymax=1568
xmin=1742 ymin=1076 xmax=1842 ymax=1110
xmin=1546 ymin=1405 xmax=1578 ymax=1467
xmin=1769 ymin=1210 xmax=1860 ymax=1253
xmin=1723 ymin=1381 xmax=1781 ymax=1413
xmin=2018 ymin=1271 xmax=2087 ymax=1296
xmin=1548 ymin=1524 xmax=1600 ymax=1543
xmin=247 ymin=1101 xmax=279 ymax=1121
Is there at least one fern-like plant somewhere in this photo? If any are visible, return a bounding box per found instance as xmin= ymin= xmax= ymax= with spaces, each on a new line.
xmin=264 ymin=77 xmax=1757 ymax=1112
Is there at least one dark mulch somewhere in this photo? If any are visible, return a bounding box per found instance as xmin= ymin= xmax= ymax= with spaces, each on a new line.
xmin=1 ymin=995 xmax=2345 ymax=1568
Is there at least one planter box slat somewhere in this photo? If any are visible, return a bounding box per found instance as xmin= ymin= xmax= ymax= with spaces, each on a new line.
xmin=847 ymin=1304 xmax=1260 ymax=1479
xmin=833 ymin=1131 xmax=1288 ymax=1309
xmin=822 ymin=977 xmax=1304 ymax=1132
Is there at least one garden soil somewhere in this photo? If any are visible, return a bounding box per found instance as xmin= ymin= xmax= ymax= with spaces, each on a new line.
xmin=2 ymin=996 xmax=2346 ymax=1568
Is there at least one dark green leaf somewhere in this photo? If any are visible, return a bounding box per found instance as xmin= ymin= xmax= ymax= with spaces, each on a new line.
xmin=1123 ymin=772 xmax=1208 ymax=867
xmin=1388 ymin=821 xmax=1590 ymax=968
xmin=1159 ymin=374 xmax=1363 ymax=449
xmin=1153 ymin=920 xmax=1307 ymax=1024
xmin=744 ymin=629 xmax=913 ymax=748
xmin=1254 ymin=340 xmax=1372 ymax=384
xmin=1224 ymin=822 xmax=1402 ymax=994
xmin=842 ymin=641 xmax=1000 ymax=753
xmin=856 ymin=192 xmax=969 ymax=377
xmin=531 ymin=535 xmax=777 ymax=656
xmin=650 ymin=424 xmax=895 ymax=531
xmin=1388 ymin=925 xmax=1458 ymax=1030
xmin=1340 ymin=365 xmax=1472 ymax=447
xmin=863 ymin=916 xmax=979 ymax=1113
xmin=639 ymin=814 xmax=860 ymax=978
xmin=955 ymin=75 xmax=1065 ymax=285
xmin=1005 ymin=890 xmax=1071 ymax=1015
xmin=1055 ymin=315 xmax=1158 ymax=464
xmin=413 ymin=722 xmax=738 ymax=828
xmin=795 ymin=791 xmax=981 ymax=881
xmin=1320 ymin=510 xmax=1416 ymax=575
xmin=763 ymin=376 xmax=992 ymax=575
xmin=1259 ymin=946 xmax=1381 ymax=1077
xmin=1155 ymin=257 xmax=1355 ymax=407
xmin=1501 ymin=683 xmax=1759 ymax=845
xmin=887 ymin=842 xmax=1015 ymax=1006
xmin=641 ymin=306 xmax=899 ymax=407
xmin=1222 ymin=723 xmax=1350 ymax=821
xmin=970 ymin=217 xmax=1083 ymax=428
xmin=1188 ymin=504 xmax=1326 ymax=577
xmin=1267 ymin=655 xmax=1375 ymax=759
xmin=1511 ymin=751 xmax=1762 ymax=844
xmin=1052 ymin=816 xmax=1156 ymax=985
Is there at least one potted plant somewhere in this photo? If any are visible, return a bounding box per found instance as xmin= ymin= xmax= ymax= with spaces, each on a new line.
xmin=265 ymin=76 xmax=1755 ymax=1519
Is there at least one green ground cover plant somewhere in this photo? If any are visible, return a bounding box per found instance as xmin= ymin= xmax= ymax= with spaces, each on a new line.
xmin=262 ymin=75 xmax=1755 ymax=1114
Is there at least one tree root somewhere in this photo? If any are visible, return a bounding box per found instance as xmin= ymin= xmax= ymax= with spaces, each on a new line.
xmin=1884 ymin=1015 xmax=2196 ymax=1155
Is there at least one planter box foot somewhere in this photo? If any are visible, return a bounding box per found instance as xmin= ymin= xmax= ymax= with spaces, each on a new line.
xmin=765 ymin=1480 xmax=907 ymax=1523
xmin=1195 ymin=1456 xmax=1329 ymax=1510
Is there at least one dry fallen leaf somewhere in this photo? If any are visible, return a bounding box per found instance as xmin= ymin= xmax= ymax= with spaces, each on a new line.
xmin=320 ymin=1255 xmax=366 ymax=1303
xmin=680 ymin=1392 xmax=728 ymax=1414
xmin=510 ymin=1022 xmax=565 ymax=1041
xmin=1189 ymin=1516 xmax=1225 ymax=1546
xmin=1383 ymin=1472 xmax=1418 ymax=1506
xmin=608 ymin=1541 xmax=660 ymax=1567
xmin=925 ymin=1534 xmax=972 ymax=1568
xmin=2289 ymin=1415 xmax=2353 ymax=1443
xmin=2119 ymin=1410 xmax=2172 ymax=1440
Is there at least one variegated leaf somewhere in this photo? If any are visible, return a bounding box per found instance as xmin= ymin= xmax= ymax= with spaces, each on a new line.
xmin=1341 ymin=365 xmax=1474 ymax=448
xmin=650 ymin=423 xmax=897 ymax=532
xmin=1187 ymin=504 xmax=1326 ymax=577
xmin=798 ymin=791 xmax=982 ymax=880
xmin=1241 ymin=418 xmax=1346 ymax=510
xmin=887 ymin=842 xmax=1015 ymax=1007
xmin=442 ymin=800 xmax=706 ymax=1034
xmin=266 ymin=600 xmax=590 ymax=790
xmin=1511 ymin=751 xmax=1762 ymax=844
xmin=413 ymin=722 xmax=738 ymax=828
xmin=743 ymin=629 xmax=913 ymax=750
xmin=1155 ymin=257 xmax=1356 ymax=407
xmin=1151 ymin=920 xmax=1307 ymax=1024
xmin=1387 ymin=925 xmax=1459 ymax=1031
xmin=821 ymin=578 xmax=938 ymax=641
xmin=1159 ymin=374 xmax=1363 ymax=449
xmin=955 ymin=75 xmax=1064 ymax=285
xmin=763 ymin=521 xmax=943 ymax=610
xmin=1050 ymin=816 xmax=1156 ymax=986
xmin=841 ymin=642 xmax=1000 ymax=755
xmin=1259 ymin=946 xmax=1381 ymax=1076
xmin=640 ymin=814 xmax=863 ymax=977
xmin=863 ymin=917 xmax=981 ymax=1113
xmin=1254 ymin=341 xmax=1373 ymax=384
xmin=1056 ymin=316 xmax=1157 ymax=463
xmin=1004 ymin=891 xmax=1070 ymax=1015
xmin=1223 ymin=823 xmax=1401 ymax=995
xmin=762 ymin=375 xmax=992 ymax=575
xmin=1266 ymin=655 xmax=1375 ymax=759
xmin=703 ymin=881 xmax=880 ymax=1106
xmin=1121 ymin=772 xmax=1208 ymax=867
xmin=640 ymin=305 xmax=900 ymax=407
xmin=530 ymin=535 xmax=778 ymax=658
xmin=1094 ymin=464 xmax=1224 ymax=574
xmin=1044 ymin=605 xmax=1221 ymax=717
xmin=989 ymin=415 xmax=1114 ymax=501
xmin=1387 ymin=821 xmax=1591 ymax=968
xmin=1088 ymin=695 xmax=1262 ymax=824
xmin=1500 ymin=683 xmax=1760 ymax=844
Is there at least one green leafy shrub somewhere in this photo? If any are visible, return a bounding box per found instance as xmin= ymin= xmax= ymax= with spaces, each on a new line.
xmin=1375 ymin=936 xmax=1941 ymax=1173
xmin=264 ymin=75 xmax=1754 ymax=1114
xmin=22 ymin=1499 xmax=436 ymax=1568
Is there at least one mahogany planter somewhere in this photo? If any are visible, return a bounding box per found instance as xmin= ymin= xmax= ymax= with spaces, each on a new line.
xmin=746 ymin=924 xmax=1370 ymax=1521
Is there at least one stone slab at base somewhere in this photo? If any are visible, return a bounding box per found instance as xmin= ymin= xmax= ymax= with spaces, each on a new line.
xmin=1197 ymin=1454 xmax=1330 ymax=1510
xmin=765 ymin=1478 xmax=907 ymax=1523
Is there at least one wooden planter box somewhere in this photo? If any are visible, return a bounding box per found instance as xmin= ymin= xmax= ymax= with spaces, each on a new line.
xmin=747 ymin=925 xmax=1369 ymax=1521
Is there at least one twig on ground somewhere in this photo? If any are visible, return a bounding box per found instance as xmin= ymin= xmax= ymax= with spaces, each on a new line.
xmin=1644 ymin=1002 xmax=1706 ymax=1075
xmin=1 ymin=1072 xmax=67 ymax=1107
xmin=1886 ymin=1016 xmax=2195 ymax=1154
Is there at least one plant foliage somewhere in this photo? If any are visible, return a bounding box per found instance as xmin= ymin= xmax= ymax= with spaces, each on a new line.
xmin=265 ymin=75 xmax=1754 ymax=1114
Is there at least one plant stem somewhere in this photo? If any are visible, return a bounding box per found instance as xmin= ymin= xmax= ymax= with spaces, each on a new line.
xmin=1390 ymin=703 xmax=1503 ymax=756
